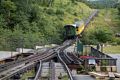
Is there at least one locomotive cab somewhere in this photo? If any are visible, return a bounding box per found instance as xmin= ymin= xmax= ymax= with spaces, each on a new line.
xmin=64 ymin=24 xmax=76 ymax=39
xmin=64 ymin=21 xmax=85 ymax=40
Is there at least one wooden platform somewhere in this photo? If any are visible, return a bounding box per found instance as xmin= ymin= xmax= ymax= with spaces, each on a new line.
xmin=108 ymin=72 xmax=115 ymax=78
xmin=89 ymin=72 xmax=108 ymax=79
xmin=89 ymin=72 xmax=120 ymax=80
xmin=114 ymin=73 xmax=120 ymax=77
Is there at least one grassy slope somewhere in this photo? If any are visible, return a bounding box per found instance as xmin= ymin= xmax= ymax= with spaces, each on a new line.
xmin=103 ymin=45 xmax=120 ymax=54
xmin=85 ymin=8 xmax=120 ymax=53
xmin=109 ymin=9 xmax=120 ymax=33
xmin=86 ymin=8 xmax=120 ymax=33
xmin=21 ymin=70 xmax=35 ymax=80
xmin=50 ymin=0 xmax=92 ymax=24
xmin=99 ymin=9 xmax=120 ymax=54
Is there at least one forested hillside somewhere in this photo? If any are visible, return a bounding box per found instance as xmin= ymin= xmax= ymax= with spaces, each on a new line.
xmin=0 ymin=0 xmax=92 ymax=50
xmin=0 ymin=0 xmax=120 ymax=51
xmin=81 ymin=9 xmax=120 ymax=45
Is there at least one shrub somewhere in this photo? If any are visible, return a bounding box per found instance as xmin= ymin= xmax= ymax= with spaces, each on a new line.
xmin=56 ymin=8 xmax=64 ymax=15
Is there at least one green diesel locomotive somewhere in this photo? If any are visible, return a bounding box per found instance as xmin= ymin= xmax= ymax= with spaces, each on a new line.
xmin=64 ymin=21 xmax=85 ymax=39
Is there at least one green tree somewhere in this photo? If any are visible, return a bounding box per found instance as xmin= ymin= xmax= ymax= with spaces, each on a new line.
xmin=82 ymin=26 xmax=114 ymax=52
xmin=6 ymin=29 xmax=24 ymax=50
xmin=94 ymin=27 xmax=113 ymax=43
xmin=0 ymin=0 xmax=17 ymax=30
xmin=0 ymin=15 xmax=6 ymax=28
xmin=0 ymin=0 xmax=95 ymax=50
xmin=117 ymin=3 xmax=120 ymax=14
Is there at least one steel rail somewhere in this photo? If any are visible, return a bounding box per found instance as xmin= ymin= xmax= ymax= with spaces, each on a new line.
xmin=0 ymin=51 xmax=57 ymax=80
xmin=85 ymin=10 xmax=99 ymax=27
xmin=0 ymin=40 xmax=74 ymax=79
xmin=0 ymin=50 xmax=44 ymax=67
xmin=46 ymin=40 xmax=75 ymax=80
xmin=0 ymin=47 xmax=57 ymax=79
xmin=63 ymin=52 xmax=72 ymax=64
xmin=0 ymin=42 xmax=61 ymax=79
xmin=0 ymin=48 xmax=55 ymax=73
xmin=32 ymin=40 xmax=75 ymax=80
xmin=57 ymin=52 xmax=74 ymax=80
xmin=68 ymin=53 xmax=83 ymax=64
xmin=0 ymin=62 xmax=36 ymax=80
xmin=0 ymin=52 xmax=43 ymax=71
xmin=66 ymin=53 xmax=78 ymax=64
xmin=34 ymin=60 xmax=42 ymax=80
xmin=72 ymin=53 xmax=83 ymax=62
xmin=81 ymin=10 xmax=99 ymax=35
xmin=64 ymin=52 xmax=74 ymax=62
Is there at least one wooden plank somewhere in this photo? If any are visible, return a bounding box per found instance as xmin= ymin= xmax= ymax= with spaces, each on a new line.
xmin=108 ymin=72 xmax=115 ymax=78
xmin=114 ymin=73 xmax=120 ymax=77
xmin=89 ymin=72 xmax=108 ymax=78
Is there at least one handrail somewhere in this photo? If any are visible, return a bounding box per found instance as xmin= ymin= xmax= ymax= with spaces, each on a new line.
xmin=90 ymin=47 xmax=114 ymax=58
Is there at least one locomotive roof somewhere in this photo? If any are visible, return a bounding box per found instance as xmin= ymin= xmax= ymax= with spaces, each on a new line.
xmin=64 ymin=21 xmax=84 ymax=28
